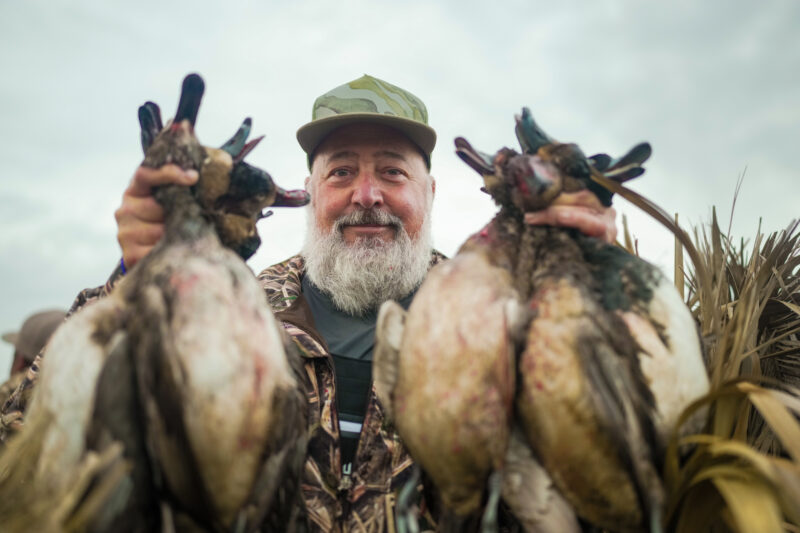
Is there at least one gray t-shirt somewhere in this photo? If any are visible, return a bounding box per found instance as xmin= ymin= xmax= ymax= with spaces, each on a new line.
xmin=301 ymin=276 xmax=417 ymax=469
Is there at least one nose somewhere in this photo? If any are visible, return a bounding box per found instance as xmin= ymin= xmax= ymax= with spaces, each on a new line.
xmin=351 ymin=172 xmax=384 ymax=209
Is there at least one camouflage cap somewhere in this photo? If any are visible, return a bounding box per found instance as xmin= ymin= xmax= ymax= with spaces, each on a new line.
xmin=297 ymin=74 xmax=437 ymax=168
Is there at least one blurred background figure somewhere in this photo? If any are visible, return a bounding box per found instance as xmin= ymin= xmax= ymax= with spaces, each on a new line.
xmin=1 ymin=309 xmax=66 ymax=400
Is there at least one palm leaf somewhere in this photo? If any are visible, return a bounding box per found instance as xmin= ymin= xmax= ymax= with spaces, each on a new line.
xmin=0 ymin=411 xmax=128 ymax=532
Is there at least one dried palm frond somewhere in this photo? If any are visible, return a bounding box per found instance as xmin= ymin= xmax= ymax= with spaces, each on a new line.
xmin=620 ymin=213 xmax=639 ymax=256
xmin=683 ymin=213 xmax=800 ymax=449
xmin=687 ymin=213 xmax=800 ymax=386
xmin=0 ymin=412 xmax=129 ymax=532
xmin=669 ymin=212 xmax=800 ymax=531
xmin=663 ymin=380 xmax=800 ymax=532
xmin=598 ymin=170 xmax=800 ymax=531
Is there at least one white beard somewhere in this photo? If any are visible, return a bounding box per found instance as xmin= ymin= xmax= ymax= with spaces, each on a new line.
xmin=301 ymin=206 xmax=433 ymax=316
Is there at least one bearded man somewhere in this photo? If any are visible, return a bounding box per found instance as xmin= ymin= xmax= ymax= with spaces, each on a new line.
xmin=10 ymin=75 xmax=618 ymax=531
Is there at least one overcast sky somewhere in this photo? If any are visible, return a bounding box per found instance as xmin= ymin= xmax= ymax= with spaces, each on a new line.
xmin=1 ymin=0 xmax=798 ymax=377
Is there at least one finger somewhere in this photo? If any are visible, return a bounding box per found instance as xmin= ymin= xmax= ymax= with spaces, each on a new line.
xmin=127 ymin=164 xmax=198 ymax=197
xmin=549 ymin=189 xmax=604 ymax=210
xmin=525 ymin=206 xmax=608 ymax=239
xmin=121 ymin=244 xmax=156 ymax=270
xmin=604 ymin=207 xmax=618 ymax=243
xmin=115 ymin=195 xmax=165 ymax=225
xmin=118 ymin=221 xmax=165 ymax=248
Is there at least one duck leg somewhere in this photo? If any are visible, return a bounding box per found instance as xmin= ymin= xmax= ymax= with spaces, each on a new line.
xmin=396 ymin=465 xmax=422 ymax=533
xmin=479 ymin=471 xmax=503 ymax=533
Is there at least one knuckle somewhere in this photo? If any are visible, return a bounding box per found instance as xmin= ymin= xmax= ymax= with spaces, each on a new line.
xmin=115 ymin=200 xmax=137 ymax=220
xmin=117 ymin=226 xmax=133 ymax=244
xmin=144 ymin=224 xmax=165 ymax=243
xmin=132 ymin=166 xmax=151 ymax=184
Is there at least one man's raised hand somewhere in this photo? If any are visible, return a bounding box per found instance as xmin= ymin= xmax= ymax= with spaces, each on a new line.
xmin=114 ymin=164 xmax=198 ymax=268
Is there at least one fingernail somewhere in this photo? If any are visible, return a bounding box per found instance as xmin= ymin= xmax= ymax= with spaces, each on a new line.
xmin=183 ymin=169 xmax=199 ymax=183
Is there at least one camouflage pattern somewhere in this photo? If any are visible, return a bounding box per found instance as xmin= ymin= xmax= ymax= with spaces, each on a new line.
xmin=0 ymin=371 xmax=24 ymax=405
xmin=258 ymin=253 xmax=447 ymax=533
xmin=296 ymin=74 xmax=437 ymax=167
xmin=313 ymin=75 xmax=429 ymax=124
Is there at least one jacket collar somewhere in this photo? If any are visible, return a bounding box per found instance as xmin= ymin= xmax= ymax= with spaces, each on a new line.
xmin=259 ymin=251 xmax=448 ymax=358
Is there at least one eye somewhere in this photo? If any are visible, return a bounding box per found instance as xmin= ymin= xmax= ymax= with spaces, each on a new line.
xmin=382 ymin=167 xmax=408 ymax=181
xmin=329 ymin=167 xmax=354 ymax=180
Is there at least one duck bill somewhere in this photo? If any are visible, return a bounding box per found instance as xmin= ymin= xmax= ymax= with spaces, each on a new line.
xmin=272 ymin=187 xmax=310 ymax=208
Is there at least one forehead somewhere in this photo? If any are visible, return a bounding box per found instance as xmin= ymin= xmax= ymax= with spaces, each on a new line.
xmin=313 ymin=123 xmax=426 ymax=166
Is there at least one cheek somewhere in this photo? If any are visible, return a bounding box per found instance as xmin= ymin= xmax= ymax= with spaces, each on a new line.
xmin=313 ymin=188 xmax=348 ymax=230
xmin=389 ymin=188 xmax=429 ymax=237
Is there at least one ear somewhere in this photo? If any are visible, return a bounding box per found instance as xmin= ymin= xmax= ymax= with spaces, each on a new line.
xmin=304 ymin=176 xmax=310 ymax=190
xmin=430 ymin=175 xmax=436 ymax=196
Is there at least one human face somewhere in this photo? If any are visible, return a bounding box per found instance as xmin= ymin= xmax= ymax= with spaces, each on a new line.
xmin=306 ymin=123 xmax=435 ymax=245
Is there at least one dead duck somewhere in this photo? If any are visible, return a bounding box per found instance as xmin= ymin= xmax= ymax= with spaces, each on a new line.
xmin=2 ymin=74 xmax=310 ymax=532
xmin=375 ymin=108 xmax=708 ymax=532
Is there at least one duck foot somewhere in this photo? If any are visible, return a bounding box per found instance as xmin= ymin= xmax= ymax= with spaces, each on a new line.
xmin=480 ymin=470 xmax=503 ymax=533
xmin=396 ymin=465 xmax=422 ymax=533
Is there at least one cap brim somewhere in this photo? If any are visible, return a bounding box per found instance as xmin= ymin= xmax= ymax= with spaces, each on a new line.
xmin=296 ymin=113 xmax=436 ymax=164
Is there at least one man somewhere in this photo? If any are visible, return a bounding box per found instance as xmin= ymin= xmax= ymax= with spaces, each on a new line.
xmin=0 ymin=309 xmax=66 ymax=400
xmin=11 ymin=75 xmax=617 ymax=530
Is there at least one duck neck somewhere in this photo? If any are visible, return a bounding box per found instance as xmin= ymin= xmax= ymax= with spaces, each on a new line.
xmin=518 ymin=223 xmax=592 ymax=299
xmin=487 ymin=206 xmax=589 ymax=299
xmin=155 ymin=185 xmax=214 ymax=244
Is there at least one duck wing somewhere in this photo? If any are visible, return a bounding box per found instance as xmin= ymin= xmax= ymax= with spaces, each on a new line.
xmin=576 ymin=235 xmax=709 ymax=441
xmin=501 ymin=428 xmax=580 ymax=533
xmin=373 ymin=299 xmax=407 ymax=422
xmin=517 ymin=270 xmax=663 ymax=532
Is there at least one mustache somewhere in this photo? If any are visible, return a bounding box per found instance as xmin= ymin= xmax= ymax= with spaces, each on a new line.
xmin=333 ymin=209 xmax=403 ymax=233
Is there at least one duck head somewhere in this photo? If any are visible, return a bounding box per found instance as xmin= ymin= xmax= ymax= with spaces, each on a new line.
xmin=138 ymin=74 xmax=310 ymax=259
xmin=455 ymin=107 xmax=652 ymax=214
xmin=198 ymin=118 xmax=310 ymax=258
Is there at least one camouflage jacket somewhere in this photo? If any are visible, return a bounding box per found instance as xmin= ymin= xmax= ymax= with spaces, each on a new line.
xmin=258 ymin=253 xmax=447 ymax=533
